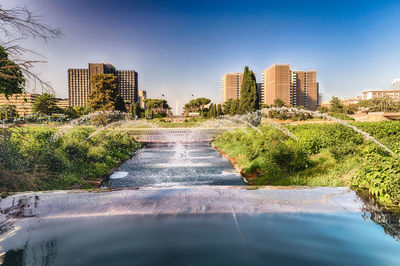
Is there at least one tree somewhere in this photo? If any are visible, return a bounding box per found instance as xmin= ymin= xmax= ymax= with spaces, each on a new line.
xmin=317 ymin=106 xmax=329 ymax=113
xmin=132 ymin=102 xmax=141 ymax=119
xmin=0 ymin=47 xmax=25 ymax=97
xmin=197 ymin=97 xmax=211 ymax=117
xmin=230 ymin=99 xmax=240 ymax=116
xmin=32 ymin=93 xmax=59 ymax=115
xmin=329 ymin=96 xmax=344 ymax=113
xmin=143 ymin=99 xmax=171 ymax=118
xmin=272 ymin=98 xmax=286 ymax=107
xmin=0 ymin=104 xmax=18 ymax=119
xmin=0 ymin=5 xmax=62 ymax=94
xmin=88 ymin=74 xmax=126 ymax=111
xmin=239 ymin=66 xmax=259 ymax=114
xmin=223 ymin=99 xmax=233 ymax=115
xmin=217 ymin=104 xmax=223 ymax=117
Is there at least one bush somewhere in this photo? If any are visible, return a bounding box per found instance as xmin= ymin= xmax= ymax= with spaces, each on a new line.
xmin=0 ymin=126 xmax=140 ymax=192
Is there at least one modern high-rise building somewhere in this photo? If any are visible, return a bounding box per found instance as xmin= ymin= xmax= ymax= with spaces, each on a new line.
xmin=222 ymin=72 xmax=243 ymax=102
xmin=263 ymin=64 xmax=291 ymax=106
xmin=263 ymin=64 xmax=319 ymax=110
xmin=116 ymin=70 xmax=138 ymax=103
xmin=68 ymin=63 xmax=138 ymax=107
xmin=291 ymin=70 xmax=318 ymax=110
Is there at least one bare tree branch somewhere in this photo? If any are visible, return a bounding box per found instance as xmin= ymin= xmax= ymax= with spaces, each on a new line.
xmin=0 ymin=5 xmax=62 ymax=41
xmin=0 ymin=5 xmax=62 ymax=94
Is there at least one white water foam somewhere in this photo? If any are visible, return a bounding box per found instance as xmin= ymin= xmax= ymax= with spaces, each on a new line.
xmin=109 ymin=171 xmax=129 ymax=179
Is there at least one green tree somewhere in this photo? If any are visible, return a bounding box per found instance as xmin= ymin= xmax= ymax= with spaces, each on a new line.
xmin=217 ymin=104 xmax=223 ymax=117
xmin=272 ymin=98 xmax=286 ymax=107
xmin=143 ymin=99 xmax=170 ymax=118
xmin=329 ymin=96 xmax=344 ymax=113
xmin=88 ymin=74 xmax=126 ymax=111
xmin=239 ymin=66 xmax=259 ymax=114
xmin=230 ymin=99 xmax=240 ymax=116
xmin=223 ymin=99 xmax=233 ymax=115
xmin=132 ymin=102 xmax=141 ymax=119
xmin=317 ymin=106 xmax=329 ymax=113
xmin=32 ymin=93 xmax=59 ymax=115
xmin=0 ymin=104 xmax=18 ymax=119
xmin=0 ymin=47 xmax=25 ymax=97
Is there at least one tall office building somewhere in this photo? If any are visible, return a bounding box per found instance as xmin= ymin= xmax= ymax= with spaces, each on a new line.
xmin=116 ymin=70 xmax=138 ymax=103
xmin=68 ymin=63 xmax=138 ymax=106
xmin=222 ymin=72 xmax=243 ymax=102
xmin=263 ymin=64 xmax=319 ymax=110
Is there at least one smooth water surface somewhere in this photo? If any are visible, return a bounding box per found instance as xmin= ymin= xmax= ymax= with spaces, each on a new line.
xmin=107 ymin=143 xmax=246 ymax=187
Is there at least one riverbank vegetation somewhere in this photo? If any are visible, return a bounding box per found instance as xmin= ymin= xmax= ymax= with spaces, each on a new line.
xmin=0 ymin=126 xmax=140 ymax=194
xmin=213 ymin=121 xmax=400 ymax=210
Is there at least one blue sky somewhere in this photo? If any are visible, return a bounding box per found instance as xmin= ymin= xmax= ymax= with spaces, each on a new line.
xmin=7 ymin=0 xmax=400 ymax=112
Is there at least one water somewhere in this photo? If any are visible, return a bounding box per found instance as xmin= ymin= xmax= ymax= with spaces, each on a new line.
xmin=0 ymin=187 xmax=399 ymax=265
xmin=107 ymin=143 xmax=246 ymax=187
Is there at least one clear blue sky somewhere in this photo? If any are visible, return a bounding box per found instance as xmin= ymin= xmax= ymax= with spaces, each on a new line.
xmin=8 ymin=0 xmax=400 ymax=112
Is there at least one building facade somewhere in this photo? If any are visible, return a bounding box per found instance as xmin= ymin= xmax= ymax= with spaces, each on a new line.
xmin=116 ymin=70 xmax=138 ymax=103
xmin=68 ymin=63 xmax=138 ymax=107
xmin=263 ymin=64 xmax=319 ymax=110
xmin=362 ymin=90 xmax=400 ymax=101
xmin=222 ymin=72 xmax=243 ymax=102
xmin=0 ymin=93 xmax=39 ymax=116
xmin=138 ymin=90 xmax=147 ymax=108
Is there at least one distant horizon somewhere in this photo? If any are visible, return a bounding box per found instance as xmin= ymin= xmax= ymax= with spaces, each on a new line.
xmin=7 ymin=0 xmax=400 ymax=113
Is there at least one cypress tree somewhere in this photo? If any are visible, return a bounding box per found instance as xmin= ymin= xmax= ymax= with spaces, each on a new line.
xmin=230 ymin=99 xmax=239 ymax=116
xmin=212 ymin=104 xmax=217 ymax=118
xmin=217 ymin=104 xmax=223 ymax=117
xmin=239 ymin=66 xmax=259 ymax=114
xmin=133 ymin=102 xmax=140 ymax=119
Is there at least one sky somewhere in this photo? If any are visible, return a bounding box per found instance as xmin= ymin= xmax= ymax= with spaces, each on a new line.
xmin=6 ymin=0 xmax=400 ymax=113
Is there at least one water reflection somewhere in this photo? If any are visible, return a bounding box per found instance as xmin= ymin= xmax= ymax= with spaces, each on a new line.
xmin=0 ymin=238 xmax=57 ymax=266
xmin=359 ymin=195 xmax=400 ymax=241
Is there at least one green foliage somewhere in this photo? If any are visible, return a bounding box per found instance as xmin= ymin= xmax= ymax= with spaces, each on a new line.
xmin=0 ymin=46 xmax=25 ymax=97
xmin=239 ymin=66 xmax=259 ymax=114
xmin=143 ymin=98 xmax=170 ymax=118
xmin=214 ymin=127 xmax=310 ymax=184
xmin=32 ymin=93 xmax=60 ymax=115
xmin=0 ymin=104 xmax=18 ymax=119
xmin=0 ymin=127 xmax=140 ymax=192
xmin=88 ymin=74 xmax=126 ymax=111
xmin=183 ymin=97 xmax=211 ymax=117
xmin=132 ymin=102 xmax=141 ymax=118
xmin=272 ymin=98 xmax=286 ymax=107
xmin=223 ymin=99 xmax=233 ymax=115
xmin=230 ymin=99 xmax=240 ymax=115
xmin=217 ymin=104 xmax=223 ymax=117
xmin=317 ymin=106 xmax=329 ymax=113
xmin=357 ymin=97 xmax=400 ymax=113
xmin=329 ymin=96 xmax=345 ymax=113
xmin=351 ymin=152 xmax=400 ymax=208
xmin=327 ymin=112 xmax=354 ymax=120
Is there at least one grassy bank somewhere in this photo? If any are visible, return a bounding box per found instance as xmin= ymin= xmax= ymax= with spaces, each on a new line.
xmin=212 ymin=121 xmax=400 ymax=210
xmin=0 ymin=126 xmax=141 ymax=193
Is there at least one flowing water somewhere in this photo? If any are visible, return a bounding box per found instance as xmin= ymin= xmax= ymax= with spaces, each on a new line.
xmin=107 ymin=143 xmax=246 ymax=187
xmin=1 ymin=134 xmax=400 ymax=265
